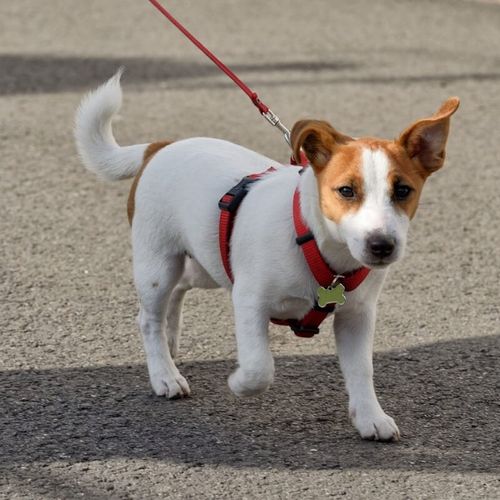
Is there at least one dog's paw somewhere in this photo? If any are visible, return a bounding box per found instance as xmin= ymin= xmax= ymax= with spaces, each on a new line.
xmin=351 ymin=408 xmax=400 ymax=442
xmin=150 ymin=371 xmax=191 ymax=399
xmin=228 ymin=367 xmax=272 ymax=397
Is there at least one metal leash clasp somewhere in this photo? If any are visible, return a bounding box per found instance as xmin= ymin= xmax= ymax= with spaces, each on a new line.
xmin=262 ymin=108 xmax=291 ymax=146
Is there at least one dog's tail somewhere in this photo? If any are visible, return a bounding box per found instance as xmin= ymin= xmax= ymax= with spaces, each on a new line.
xmin=74 ymin=69 xmax=149 ymax=181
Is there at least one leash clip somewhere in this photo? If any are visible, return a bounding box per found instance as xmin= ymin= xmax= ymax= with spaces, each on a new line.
xmin=262 ymin=108 xmax=291 ymax=146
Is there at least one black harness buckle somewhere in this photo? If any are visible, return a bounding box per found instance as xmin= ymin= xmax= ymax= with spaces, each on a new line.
xmin=287 ymin=320 xmax=320 ymax=338
xmin=218 ymin=176 xmax=259 ymax=213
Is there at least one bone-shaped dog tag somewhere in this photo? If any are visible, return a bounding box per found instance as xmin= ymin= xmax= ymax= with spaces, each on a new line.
xmin=317 ymin=283 xmax=346 ymax=308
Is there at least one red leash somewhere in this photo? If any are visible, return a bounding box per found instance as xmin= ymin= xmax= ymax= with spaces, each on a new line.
xmin=147 ymin=0 xmax=292 ymax=146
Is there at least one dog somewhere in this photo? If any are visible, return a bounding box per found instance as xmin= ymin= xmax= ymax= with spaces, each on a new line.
xmin=75 ymin=70 xmax=459 ymax=441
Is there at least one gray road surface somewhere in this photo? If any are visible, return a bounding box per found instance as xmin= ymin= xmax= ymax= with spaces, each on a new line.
xmin=1 ymin=0 xmax=499 ymax=498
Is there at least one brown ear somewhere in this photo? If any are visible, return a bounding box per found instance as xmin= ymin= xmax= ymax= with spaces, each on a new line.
xmin=398 ymin=97 xmax=460 ymax=175
xmin=290 ymin=120 xmax=352 ymax=170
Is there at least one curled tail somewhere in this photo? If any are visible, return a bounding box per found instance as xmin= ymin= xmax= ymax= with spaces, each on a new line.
xmin=74 ymin=69 xmax=149 ymax=181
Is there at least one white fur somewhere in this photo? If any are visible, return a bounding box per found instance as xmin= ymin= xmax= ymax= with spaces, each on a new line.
xmin=76 ymin=72 xmax=406 ymax=441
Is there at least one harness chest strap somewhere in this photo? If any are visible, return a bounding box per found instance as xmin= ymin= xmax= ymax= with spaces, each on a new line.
xmin=218 ymin=169 xmax=370 ymax=338
xmin=218 ymin=170 xmax=275 ymax=282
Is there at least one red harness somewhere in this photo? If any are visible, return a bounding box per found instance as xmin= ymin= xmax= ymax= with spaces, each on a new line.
xmin=218 ymin=167 xmax=370 ymax=338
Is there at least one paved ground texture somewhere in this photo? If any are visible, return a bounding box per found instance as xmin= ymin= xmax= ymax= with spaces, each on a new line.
xmin=1 ymin=0 xmax=499 ymax=498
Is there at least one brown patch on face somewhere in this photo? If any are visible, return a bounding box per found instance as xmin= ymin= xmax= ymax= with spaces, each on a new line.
xmin=127 ymin=140 xmax=171 ymax=224
xmin=352 ymin=138 xmax=427 ymax=220
xmin=292 ymin=101 xmax=458 ymax=224
xmin=316 ymin=137 xmax=429 ymax=223
xmin=381 ymin=141 xmax=426 ymax=219
xmin=315 ymin=143 xmax=365 ymax=224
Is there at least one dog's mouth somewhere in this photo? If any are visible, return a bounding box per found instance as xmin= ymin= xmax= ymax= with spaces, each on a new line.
xmin=345 ymin=246 xmax=399 ymax=270
xmin=359 ymin=250 xmax=400 ymax=269
xmin=363 ymin=258 xmax=394 ymax=269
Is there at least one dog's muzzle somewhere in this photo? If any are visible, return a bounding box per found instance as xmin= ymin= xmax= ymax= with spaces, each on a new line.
xmin=364 ymin=232 xmax=398 ymax=266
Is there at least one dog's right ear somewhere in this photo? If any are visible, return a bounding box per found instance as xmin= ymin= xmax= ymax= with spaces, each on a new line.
xmin=291 ymin=120 xmax=352 ymax=170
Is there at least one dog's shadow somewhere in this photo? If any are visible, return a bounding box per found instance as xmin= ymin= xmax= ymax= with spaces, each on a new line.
xmin=1 ymin=335 xmax=498 ymax=473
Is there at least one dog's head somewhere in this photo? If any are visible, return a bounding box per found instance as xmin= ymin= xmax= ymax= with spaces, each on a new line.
xmin=291 ymin=97 xmax=459 ymax=269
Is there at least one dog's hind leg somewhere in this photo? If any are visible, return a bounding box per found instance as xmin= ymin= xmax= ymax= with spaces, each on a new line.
xmin=228 ymin=283 xmax=274 ymax=397
xmin=165 ymin=257 xmax=219 ymax=358
xmin=133 ymin=243 xmax=190 ymax=398
xmin=165 ymin=281 xmax=189 ymax=359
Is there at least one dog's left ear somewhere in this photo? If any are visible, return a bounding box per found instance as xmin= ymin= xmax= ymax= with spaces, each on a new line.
xmin=291 ymin=120 xmax=353 ymax=171
xmin=398 ymin=97 xmax=460 ymax=175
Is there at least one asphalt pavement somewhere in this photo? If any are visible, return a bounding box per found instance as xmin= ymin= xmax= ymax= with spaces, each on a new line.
xmin=1 ymin=1 xmax=499 ymax=498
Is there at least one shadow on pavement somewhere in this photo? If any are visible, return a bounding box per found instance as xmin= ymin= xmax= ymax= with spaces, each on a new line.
xmin=4 ymin=54 xmax=500 ymax=97
xmin=1 ymin=335 xmax=498 ymax=474
xmin=0 ymin=54 xmax=357 ymax=95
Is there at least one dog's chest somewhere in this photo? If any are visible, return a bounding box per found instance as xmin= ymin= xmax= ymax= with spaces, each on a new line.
xmin=268 ymin=296 xmax=313 ymax=321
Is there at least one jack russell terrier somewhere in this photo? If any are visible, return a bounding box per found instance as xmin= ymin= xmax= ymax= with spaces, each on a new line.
xmin=75 ymin=70 xmax=459 ymax=441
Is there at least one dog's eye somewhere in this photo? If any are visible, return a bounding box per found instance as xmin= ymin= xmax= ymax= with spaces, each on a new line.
xmin=338 ymin=186 xmax=355 ymax=198
xmin=394 ymin=184 xmax=412 ymax=201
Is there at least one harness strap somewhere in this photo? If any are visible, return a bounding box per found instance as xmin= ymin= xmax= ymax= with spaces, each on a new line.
xmin=218 ymin=170 xmax=275 ymax=282
xmin=289 ymin=188 xmax=370 ymax=336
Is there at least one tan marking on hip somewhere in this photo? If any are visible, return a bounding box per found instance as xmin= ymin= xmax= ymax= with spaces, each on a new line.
xmin=127 ymin=140 xmax=171 ymax=225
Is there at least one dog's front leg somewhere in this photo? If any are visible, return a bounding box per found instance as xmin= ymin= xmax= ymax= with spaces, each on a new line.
xmin=334 ymin=306 xmax=400 ymax=441
xmin=228 ymin=285 xmax=274 ymax=397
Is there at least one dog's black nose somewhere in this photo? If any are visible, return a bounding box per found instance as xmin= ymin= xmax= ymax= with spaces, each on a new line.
xmin=367 ymin=234 xmax=396 ymax=258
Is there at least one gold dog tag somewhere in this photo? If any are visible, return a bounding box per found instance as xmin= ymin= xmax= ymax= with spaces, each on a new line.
xmin=317 ymin=283 xmax=346 ymax=308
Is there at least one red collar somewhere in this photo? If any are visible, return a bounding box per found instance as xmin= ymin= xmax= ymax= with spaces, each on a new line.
xmin=218 ymin=169 xmax=370 ymax=337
